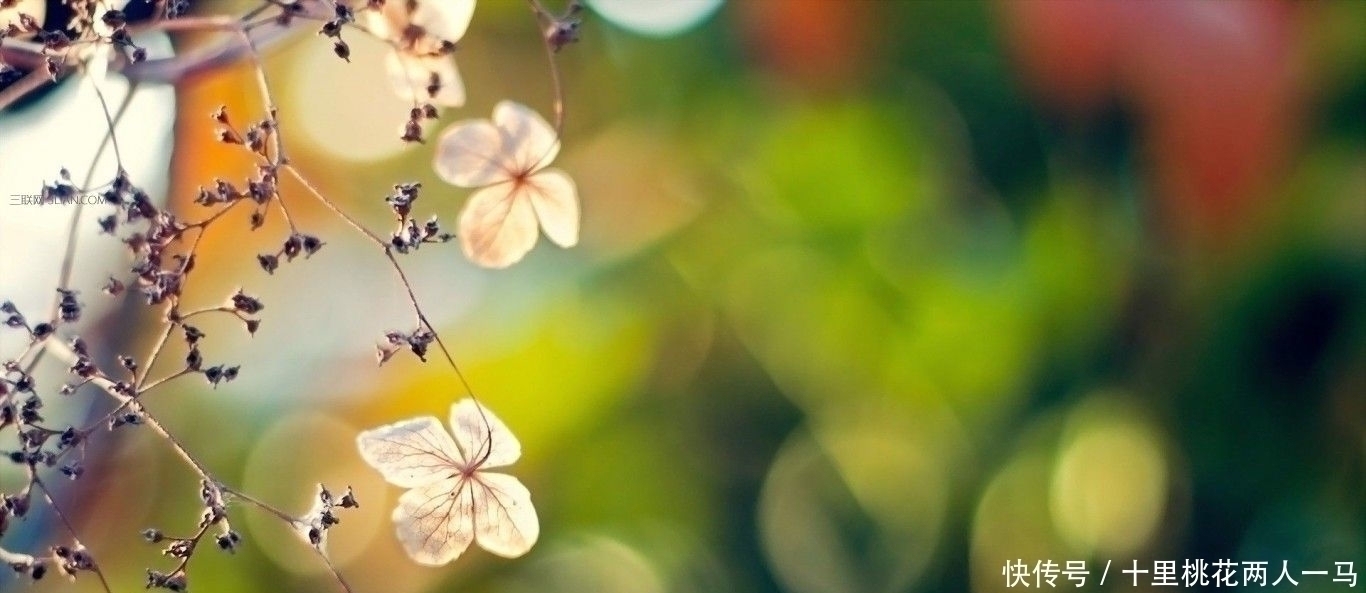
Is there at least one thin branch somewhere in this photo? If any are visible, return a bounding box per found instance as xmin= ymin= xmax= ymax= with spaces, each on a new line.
xmin=85 ymin=70 xmax=126 ymax=173
xmin=281 ymin=164 xmax=479 ymax=399
xmin=32 ymin=479 xmax=116 ymax=593
xmin=51 ymin=82 xmax=138 ymax=321
xmin=528 ymin=0 xmax=568 ymax=136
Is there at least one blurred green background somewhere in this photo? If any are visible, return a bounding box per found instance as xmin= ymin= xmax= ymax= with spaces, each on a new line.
xmin=3 ymin=1 xmax=1364 ymax=592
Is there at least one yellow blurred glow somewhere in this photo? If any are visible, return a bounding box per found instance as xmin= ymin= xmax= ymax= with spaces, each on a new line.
xmin=815 ymin=404 xmax=951 ymax=550
xmin=971 ymin=452 xmax=1071 ymax=593
xmin=723 ymin=246 xmax=895 ymax=409
xmin=1050 ymin=398 xmax=1169 ymax=557
xmin=286 ymin=33 xmax=414 ymax=162
xmin=401 ymin=287 xmax=655 ymax=461
xmin=564 ymin=124 xmax=704 ymax=263
xmin=76 ymin=437 xmax=163 ymax=546
xmin=760 ymin=411 xmax=948 ymax=593
xmin=498 ymin=536 xmax=665 ymax=593
xmin=242 ymin=412 xmax=386 ymax=578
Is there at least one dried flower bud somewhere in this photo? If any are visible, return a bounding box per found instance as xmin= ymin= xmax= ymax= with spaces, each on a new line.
xmin=230 ymin=291 xmax=264 ymax=314
xmin=31 ymin=322 xmax=53 ymax=340
xmin=546 ymin=17 xmax=582 ymax=52
xmin=401 ymin=118 xmax=424 ymax=143
xmin=257 ymin=253 xmax=279 ymax=274
xmin=338 ymin=486 xmax=359 ymax=509
xmin=217 ymin=127 xmax=243 ymax=145
xmin=282 ymin=235 xmax=302 ymax=260
xmin=56 ymin=289 xmax=81 ymax=323
xmin=102 ymin=277 xmax=125 ymax=296
xmin=101 ymin=9 xmax=127 ymax=28
xmin=215 ymin=531 xmax=241 ymax=553
xmin=301 ymin=235 xmax=324 ymax=256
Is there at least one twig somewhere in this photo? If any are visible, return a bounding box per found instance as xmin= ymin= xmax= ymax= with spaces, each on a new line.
xmin=32 ymin=479 xmax=116 ymax=593
xmin=528 ymin=0 xmax=568 ymax=136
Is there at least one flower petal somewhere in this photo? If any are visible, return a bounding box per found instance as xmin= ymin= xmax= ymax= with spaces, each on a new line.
xmin=493 ymin=100 xmax=560 ymax=174
xmin=449 ymin=399 xmax=522 ymax=470
xmin=458 ymin=183 xmax=540 ymax=268
xmin=362 ymin=5 xmax=400 ymax=41
xmin=434 ymin=119 xmax=515 ymax=187
xmin=412 ymin=0 xmax=477 ymax=44
xmin=527 ymin=169 xmax=580 ymax=248
xmin=471 ymin=472 xmax=539 ymax=558
xmin=393 ymin=475 xmax=475 ymax=566
xmin=356 ymin=417 xmax=463 ymax=488
xmin=384 ymin=51 xmax=465 ymax=108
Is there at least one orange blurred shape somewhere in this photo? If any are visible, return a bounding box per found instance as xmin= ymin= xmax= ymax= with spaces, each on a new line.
xmin=172 ymin=63 xmax=261 ymax=213
xmin=737 ymin=0 xmax=874 ymax=91
xmin=170 ymin=56 xmax=344 ymax=272
xmin=1002 ymin=1 xmax=1306 ymax=243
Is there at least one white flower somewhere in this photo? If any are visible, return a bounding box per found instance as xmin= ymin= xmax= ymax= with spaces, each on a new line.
xmin=356 ymin=399 xmax=539 ymax=565
xmin=434 ymin=101 xmax=579 ymax=268
xmin=365 ymin=0 xmax=474 ymax=107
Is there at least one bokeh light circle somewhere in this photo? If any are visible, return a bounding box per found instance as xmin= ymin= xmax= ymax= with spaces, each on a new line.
xmin=585 ymin=0 xmax=723 ymax=37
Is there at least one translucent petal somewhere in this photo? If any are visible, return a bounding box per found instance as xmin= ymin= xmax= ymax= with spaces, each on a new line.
xmin=384 ymin=51 xmax=465 ymax=108
xmin=434 ymin=119 xmax=515 ymax=187
xmin=527 ymin=169 xmax=580 ymax=248
xmin=356 ymin=417 xmax=463 ymax=488
xmin=362 ymin=6 xmax=399 ymax=41
xmin=471 ymin=472 xmax=539 ymax=558
xmin=458 ymin=183 xmax=540 ymax=269
xmin=412 ymin=0 xmax=477 ymax=43
xmin=493 ymin=100 xmax=560 ymax=174
xmin=449 ymin=399 xmax=522 ymax=470
xmin=393 ymin=476 xmax=475 ymax=566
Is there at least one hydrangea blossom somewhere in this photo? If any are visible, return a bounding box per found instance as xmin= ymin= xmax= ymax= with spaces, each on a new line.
xmin=357 ymin=399 xmax=539 ymax=565
xmin=434 ymin=101 xmax=580 ymax=268
xmin=364 ymin=0 xmax=474 ymax=108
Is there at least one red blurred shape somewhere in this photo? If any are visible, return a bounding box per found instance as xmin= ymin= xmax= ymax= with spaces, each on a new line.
xmin=737 ymin=0 xmax=873 ymax=91
xmin=1003 ymin=1 xmax=1306 ymax=242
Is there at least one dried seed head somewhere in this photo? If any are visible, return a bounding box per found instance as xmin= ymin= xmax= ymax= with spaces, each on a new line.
xmin=230 ymin=290 xmax=264 ymax=314
xmin=257 ymin=253 xmax=280 ymax=274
